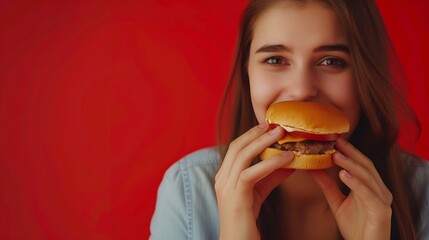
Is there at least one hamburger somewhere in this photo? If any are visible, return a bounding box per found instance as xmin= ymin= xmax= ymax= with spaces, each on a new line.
xmin=259 ymin=101 xmax=350 ymax=169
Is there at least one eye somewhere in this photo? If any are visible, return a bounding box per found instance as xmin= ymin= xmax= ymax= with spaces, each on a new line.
xmin=264 ymin=56 xmax=287 ymax=66
xmin=319 ymin=57 xmax=347 ymax=68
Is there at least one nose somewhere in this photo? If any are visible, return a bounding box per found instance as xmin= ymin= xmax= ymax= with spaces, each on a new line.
xmin=281 ymin=66 xmax=318 ymax=101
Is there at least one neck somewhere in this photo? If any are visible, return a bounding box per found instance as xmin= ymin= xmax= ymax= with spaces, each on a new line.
xmin=277 ymin=169 xmax=342 ymax=240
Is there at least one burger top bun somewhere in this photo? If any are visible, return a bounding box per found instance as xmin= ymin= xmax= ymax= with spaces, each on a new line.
xmin=266 ymin=101 xmax=350 ymax=134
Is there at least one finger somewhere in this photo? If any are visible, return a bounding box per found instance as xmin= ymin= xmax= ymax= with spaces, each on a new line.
xmin=333 ymin=151 xmax=391 ymax=205
xmin=215 ymin=122 xmax=269 ymax=185
xmin=338 ymin=169 xmax=391 ymax=211
xmin=309 ymin=170 xmax=345 ymax=213
xmin=336 ymin=139 xmax=386 ymax=189
xmin=227 ymin=126 xmax=284 ymax=188
xmin=235 ymin=151 xmax=294 ymax=193
xmin=336 ymin=138 xmax=392 ymax=201
xmin=334 ymin=142 xmax=392 ymax=205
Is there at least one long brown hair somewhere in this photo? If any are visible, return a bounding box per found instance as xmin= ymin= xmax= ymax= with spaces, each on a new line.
xmin=217 ymin=0 xmax=422 ymax=239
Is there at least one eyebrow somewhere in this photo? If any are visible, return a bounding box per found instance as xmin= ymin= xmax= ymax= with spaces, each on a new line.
xmin=315 ymin=44 xmax=350 ymax=54
xmin=255 ymin=44 xmax=350 ymax=54
xmin=255 ymin=44 xmax=290 ymax=53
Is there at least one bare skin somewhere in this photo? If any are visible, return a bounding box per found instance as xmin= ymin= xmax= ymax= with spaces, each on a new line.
xmin=215 ymin=2 xmax=392 ymax=240
xmin=215 ymin=126 xmax=392 ymax=240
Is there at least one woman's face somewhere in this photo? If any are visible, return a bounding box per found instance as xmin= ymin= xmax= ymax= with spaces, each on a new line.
xmin=248 ymin=2 xmax=360 ymax=138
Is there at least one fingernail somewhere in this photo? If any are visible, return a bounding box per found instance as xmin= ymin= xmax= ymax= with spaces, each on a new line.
xmin=280 ymin=151 xmax=294 ymax=158
xmin=258 ymin=121 xmax=268 ymax=128
xmin=342 ymin=170 xmax=352 ymax=179
xmin=335 ymin=152 xmax=346 ymax=161
xmin=268 ymin=126 xmax=280 ymax=135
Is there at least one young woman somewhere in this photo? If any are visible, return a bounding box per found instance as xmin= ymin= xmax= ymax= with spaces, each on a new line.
xmin=150 ymin=0 xmax=428 ymax=239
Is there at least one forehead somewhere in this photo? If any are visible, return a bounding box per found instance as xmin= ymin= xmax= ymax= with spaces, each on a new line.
xmin=251 ymin=2 xmax=347 ymax=51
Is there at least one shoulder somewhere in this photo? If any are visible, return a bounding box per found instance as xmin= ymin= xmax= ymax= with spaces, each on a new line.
xmin=164 ymin=147 xmax=221 ymax=179
xmin=401 ymin=153 xmax=429 ymax=238
xmin=401 ymin=152 xmax=429 ymax=190
xmin=150 ymin=147 xmax=221 ymax=240
xmin=161 ymin=147 xmax=222 ymax=199
xmin=400 ymin=152 xmax=429 ymax=201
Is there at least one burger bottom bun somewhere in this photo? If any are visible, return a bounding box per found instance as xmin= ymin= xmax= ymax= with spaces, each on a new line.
xmin=259 ymin=148 xmax=335 ymax=169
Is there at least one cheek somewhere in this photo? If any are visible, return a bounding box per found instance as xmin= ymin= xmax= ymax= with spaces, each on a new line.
xmin=327 ymin=80 xmax=360 ymax=137
xmin=342 ymin=101 xmax=360 ymax=139
xmin=248 ymin=70 xmax=278 ymax=123
xmin=249 ymin=81 xmax=268 ymax=123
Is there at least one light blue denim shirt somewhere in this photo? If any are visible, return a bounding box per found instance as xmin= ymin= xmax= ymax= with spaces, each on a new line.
xmin=150 ymin=147 xmax=429 ymax=240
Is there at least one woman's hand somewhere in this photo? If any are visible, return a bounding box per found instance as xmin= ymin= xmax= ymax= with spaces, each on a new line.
xmin=310 ymin=138 xmax=393 ymax=240
xmin=215 ymin=123 xmax=295 ymax=240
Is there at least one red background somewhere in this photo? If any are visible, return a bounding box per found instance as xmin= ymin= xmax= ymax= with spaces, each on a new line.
xmin=0 ymin=0 xmax=428 ymax=239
